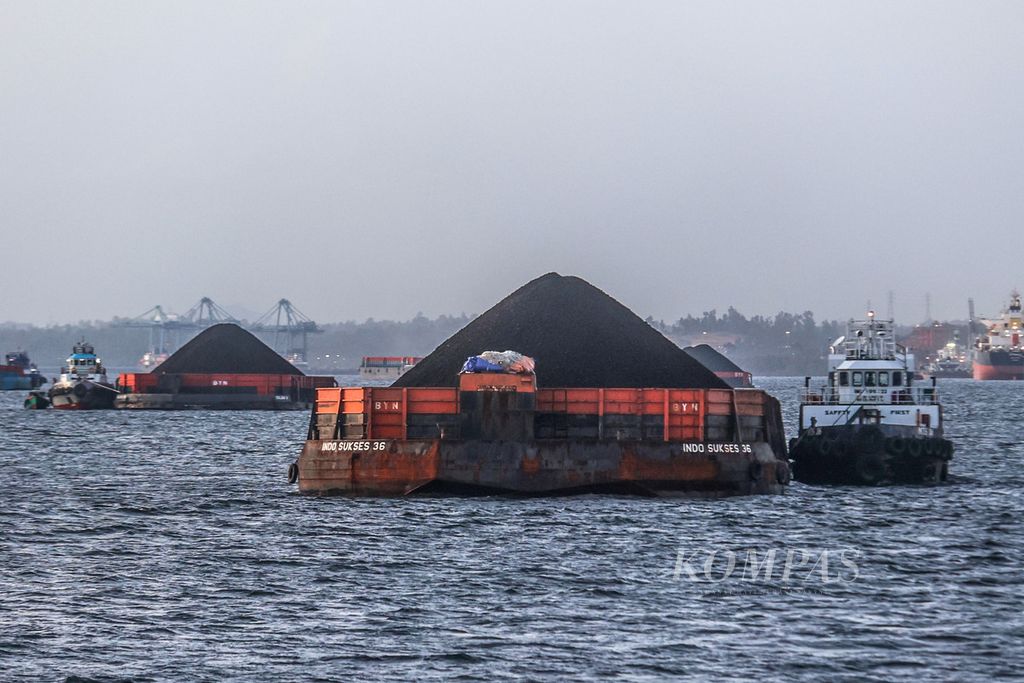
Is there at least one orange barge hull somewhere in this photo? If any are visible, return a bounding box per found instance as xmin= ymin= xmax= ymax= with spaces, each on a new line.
xmin=298 ymin=439 xmax=786 ymax=497
xmin=294 ymin=375 xmax=789 ymax=497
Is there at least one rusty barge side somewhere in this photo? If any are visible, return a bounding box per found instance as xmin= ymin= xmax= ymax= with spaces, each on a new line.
xmin=295 ymin=374 xmax=789 ymax=497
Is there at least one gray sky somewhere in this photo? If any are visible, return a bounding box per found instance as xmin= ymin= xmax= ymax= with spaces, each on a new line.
xmin=2 ymin=1 xmax=1021 ymax=325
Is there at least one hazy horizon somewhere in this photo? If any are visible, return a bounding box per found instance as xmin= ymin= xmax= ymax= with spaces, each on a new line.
xmin=2 ymin=2 xmax=1021 ymax=326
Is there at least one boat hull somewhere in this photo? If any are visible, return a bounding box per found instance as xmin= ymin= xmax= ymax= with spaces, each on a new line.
xmin=115 ymin=392 xmax=312 ymax=410
xmin=0 ymin=368 xmax=32 ymax=391
xmin=49 ymin=380 xmax=117 ymax=410
xmin=790 ymin=426 xmax=952 ymax=485
xmin=296 ymin=438 xmax=789 ymax=497
xmin=973 ymin=350 xmax=1024 ymax=380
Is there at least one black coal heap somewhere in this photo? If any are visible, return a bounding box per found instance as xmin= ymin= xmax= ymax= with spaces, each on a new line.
xmin=393 ymin=273 xmax=728 ymax=389
xmin=683 ymin=344 xmax=746 ymax=373
xmin=153 ymin=323 xmax=304 ymax=375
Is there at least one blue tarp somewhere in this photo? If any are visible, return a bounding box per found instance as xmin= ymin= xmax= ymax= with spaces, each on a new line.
xmin=460 ymin=356 xmax=505 ymax=374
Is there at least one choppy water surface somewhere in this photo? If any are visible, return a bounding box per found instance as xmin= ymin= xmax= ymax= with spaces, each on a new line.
xmin=1 ymin=378 xmax=1022 ymax=681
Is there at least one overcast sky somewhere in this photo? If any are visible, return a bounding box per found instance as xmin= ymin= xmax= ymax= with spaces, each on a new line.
xmin=1 ymin=1 xmax=1021 ymax=325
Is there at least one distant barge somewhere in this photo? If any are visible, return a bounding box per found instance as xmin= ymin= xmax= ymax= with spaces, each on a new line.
xmin=115 ymin=323 xmax=337 ymax=409
xmin=359 ymin=356 xmax=423 ymax=380
xmin=293 ymin=372 xmax=789 ymax=497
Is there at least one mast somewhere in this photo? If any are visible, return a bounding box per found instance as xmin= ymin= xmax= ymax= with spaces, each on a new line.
xmin=967 ymin=297 xmax=976 ymax=364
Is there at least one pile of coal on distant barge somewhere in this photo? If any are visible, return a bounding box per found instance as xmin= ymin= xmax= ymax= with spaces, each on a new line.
xmin=116 ymin=324 xmax=335 ymax=410
xmin=295 ymin=273 xmax=789 ymax=497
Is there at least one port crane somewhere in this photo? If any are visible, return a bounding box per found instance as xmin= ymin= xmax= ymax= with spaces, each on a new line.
xmin=116 ymin=297 xmax=318 ymax=364
xmin=249 ymin=299 xmax=321 ymax=366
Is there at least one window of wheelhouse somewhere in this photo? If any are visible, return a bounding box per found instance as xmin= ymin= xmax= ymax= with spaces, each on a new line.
xmin=852 ymin=371 xmax=863 ymax=386
xmin=865 ymin=371 xmax=876 ymax=387
xmin=878 ymin=371 xmax=889 ymax=387
xmin=838 ymin=371 xmax=849 ymax=386
xmin=891 ymin=371 xmax=903 ymax=386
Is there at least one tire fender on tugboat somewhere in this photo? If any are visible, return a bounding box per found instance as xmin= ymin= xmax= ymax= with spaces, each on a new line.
xmin=855 ymin=452 xmax=888 ymax=485
xmin=886 ymin=436 xmax=907 ymax=456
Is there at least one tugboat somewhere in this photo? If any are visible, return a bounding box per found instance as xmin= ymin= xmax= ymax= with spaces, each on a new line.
xmin=790 ymin=312 xmax=953 ymax=485
xmin=973 ymin=292 xmax=1024 ymax=380
xmin=48 ymin=341 xmax=118 ymax=409
xmin=921 ymin=334 xmax=972 ymax=379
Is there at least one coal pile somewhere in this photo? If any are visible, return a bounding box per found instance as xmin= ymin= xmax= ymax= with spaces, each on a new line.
xmin=153 ymin=324 xmax=304 ymax=375
xmin=683 ymin=344 xmax=747 ymax=374
xmin=394 ymin=273 xmax=728 ymax=389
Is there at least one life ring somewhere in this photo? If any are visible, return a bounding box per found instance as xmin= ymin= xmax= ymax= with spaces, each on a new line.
xmin=287 ymin=462 xmax=299 ymax=484
xmin=855 ymin=452 xmax=888 ymax=485
xmin=886 ymin=436 xmax=907 ymax=456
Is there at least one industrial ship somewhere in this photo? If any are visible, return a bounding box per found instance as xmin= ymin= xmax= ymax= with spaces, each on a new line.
xmin=789 ymin=314 xmax=953 ymax=485
xmin=1 ymin=351 xmax=45 ymax=391
xmin=48 ymin=341 xmax=118 ymax=409
xmin=973 ymin=292 xmax=1023 ymax=380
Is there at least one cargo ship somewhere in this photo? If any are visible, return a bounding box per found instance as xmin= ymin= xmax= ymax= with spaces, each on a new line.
xmin=359 ymin=356 xmax=423 ymax=379
xmin=973 ymin=292 xmax=1023 ymax=380
xmin=789 ymin=313 xmax=952 ymax=485
xmin=48 ymin=341 xmax=118 ymax=409
xmin=1 ymin=351 xmax=45 ymax=390
xmin=291 ymin=371 xmax=789 ymax=497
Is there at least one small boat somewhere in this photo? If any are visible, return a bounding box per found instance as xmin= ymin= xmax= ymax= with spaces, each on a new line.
xmin=1 ymin=351 xmax=46 ymax=390
xmin=790 ymin=313 xmax=953 ymax=485
xmin=24 ymin=390 xmax=50 ymax=409
xmin=48 ymin=341 xmax=118 ymax=410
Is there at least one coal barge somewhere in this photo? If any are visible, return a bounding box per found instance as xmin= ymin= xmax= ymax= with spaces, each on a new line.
xmin=291 ymin=273 xmax=789 ymax=497
xmin=116 ymin=324 xmax=335 ymax=409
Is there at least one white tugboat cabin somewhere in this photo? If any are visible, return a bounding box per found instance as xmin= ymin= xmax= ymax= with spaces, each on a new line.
xmin=800 ymin=313 xmax=941 ymax=436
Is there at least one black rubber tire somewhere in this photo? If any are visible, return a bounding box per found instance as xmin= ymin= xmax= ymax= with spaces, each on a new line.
xmin=788 ymin=437 xmax=798 ymax=453
xmin=943 ymin=440 xmax=955 ymax=461
xmin=907 ymin=438 xmax=923 ymax=457
xmin=776 ymin=461 xmax=791 ymax=485
xmin=886 ymin=436 xmax=907 ymax=456
xmin=287 ymin=462 xmax=299 ymax=484
xmin=819 ymin=438 xmax=833 ymax=457
xmin=73 ymin=383 xmax=88 ymax=398
xmin=831 ymin=439 xmax=848 ymax=458
xmin=748 ymin=460 xmax=764 ymax=482
xmin=857 ymin=427 xmax=886 ymax=453
xmin=855 ymin=452 xmax=888 ymax=485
